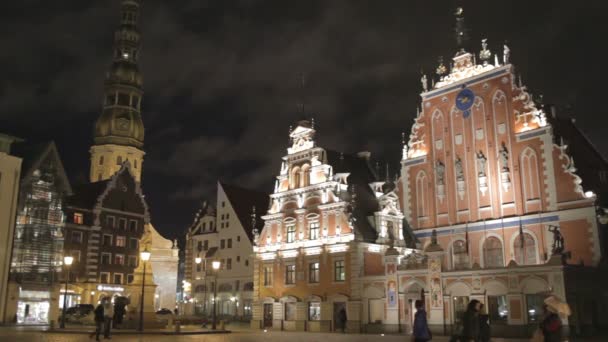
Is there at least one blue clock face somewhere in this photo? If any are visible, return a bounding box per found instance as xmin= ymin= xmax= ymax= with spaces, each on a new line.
xmin=456 ymin=88 xmax=475 ymax=118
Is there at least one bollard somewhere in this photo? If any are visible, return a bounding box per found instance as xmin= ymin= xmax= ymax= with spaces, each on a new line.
xmin=174 ymin=320 xmax=181 ymax=333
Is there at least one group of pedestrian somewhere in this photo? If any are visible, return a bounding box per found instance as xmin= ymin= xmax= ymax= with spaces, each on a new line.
xmin=412 ymin=298 xmax=563 ymax=342
xmin=89 ymin=297 xmax=114 ymax=341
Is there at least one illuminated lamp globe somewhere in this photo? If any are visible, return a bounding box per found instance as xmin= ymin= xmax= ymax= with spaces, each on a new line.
xmin=64 ymin=255 xmax=74 ymax=266
xmin=195 ymin=256 xmax=202 ymax=264
xmin=212 ymin=260 xmax=221 ymax=270
xmin=141 ymin=248 xmax=151 ymax=262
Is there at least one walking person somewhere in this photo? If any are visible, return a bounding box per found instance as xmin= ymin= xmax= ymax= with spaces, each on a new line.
xmin=540 ymin=304 xmax=562 ymax=342
xmin=412 ymin=300 xmax=432 ymax=342
xmin=89 ymin=301 xmax=104 ymax=341
xmin=478 ymin=304 xmax=490 ymax=342
xmin=103 ymin=298 xmax=114 ymax=339
xmin=461 ymin=299 xmax=481 ymax=342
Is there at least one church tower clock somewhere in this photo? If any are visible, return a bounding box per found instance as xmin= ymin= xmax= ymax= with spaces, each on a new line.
xmin=90 ymin=0 xmax=145 ymax=183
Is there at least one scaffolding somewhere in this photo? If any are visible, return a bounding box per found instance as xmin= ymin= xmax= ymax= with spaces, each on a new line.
xmin=10 ymin=155 xmax=65 ymax=286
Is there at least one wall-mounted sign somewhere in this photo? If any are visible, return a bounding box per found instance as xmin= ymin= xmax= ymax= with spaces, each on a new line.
xmin=97 ymin=285 xmax=124 ymax=292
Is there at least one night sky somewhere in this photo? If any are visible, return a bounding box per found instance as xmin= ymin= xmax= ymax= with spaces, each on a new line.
xmin=1 ymin=0 xmax=606 ymax=241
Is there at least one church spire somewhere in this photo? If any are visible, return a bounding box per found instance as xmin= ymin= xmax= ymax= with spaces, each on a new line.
xmin=90 ymin=0 xmax=146 ymax=183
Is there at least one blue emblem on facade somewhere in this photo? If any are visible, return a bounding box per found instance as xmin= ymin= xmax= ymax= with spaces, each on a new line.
xmin=456 ymin=88 xmax=475 ymax=118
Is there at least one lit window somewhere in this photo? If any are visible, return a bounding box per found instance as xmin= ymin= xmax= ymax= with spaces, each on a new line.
xmin=309 ymin=302 xmax=321 ymax=321
xmin=309 ymin=222 xmax=320 ymax=240
xmin=116 ymin=236 xmax=126 ymax=247
xmin=334 ymin=260 xmax=345 ymax=282
xmin=73 ymin=213 xmax=84 ymax=224
xmin=452 ymin=240 xmax=469 ymax=270
xmin=285 ymin=264 xmax=296 ymax=285
xmin=488 ymin=295 xmax=508 ymax=323
xmin=483 ymin=237 xmax=504 ymax=268
xmin=286 ymin=224 xmax=296 ymax=243
xmin=514 ymin=233 xmax=537 ymax=265
xmin=309 ymin=262 xmax=319 ymax=283
xmin=263 ymin=266 xmax=273 ymax=286
xmin=114 ymin=254 xmax=125 ymax=265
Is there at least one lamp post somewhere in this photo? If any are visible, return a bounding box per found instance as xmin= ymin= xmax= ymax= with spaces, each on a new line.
xmin=138 ymin=248 xmax=151 ymax=332
xmin=194 ymin=255 xmax=202 ymax=315
xmin=211 ymin=260 xmax=220 ymax=330
xmin=60 ymin=255 xmax=74 ymax=329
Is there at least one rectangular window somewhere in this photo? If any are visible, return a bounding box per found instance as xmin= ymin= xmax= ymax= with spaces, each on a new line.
xmin=71 ymin=250 xmax=81 ymax=263
xmin=221 ymin=222 xmax=224 ymax=229
xmin=100 ymin=272 xmax=110 ymax=283
xmin=227 ymin=258 xmax=232 ymax=270
xmin=131 ymin=95 xmax=139 ymax=109
xmin=221 ymin=214 xmax=224 ymax=220
xmin=71 ymin=231 xmax=83 ymax=244
xmin=226 ymin=213 xmax=230 ymax=219
xmin=221 ymin=259 xmax=225 ymax=270
xmin=103 ymin=234 xmax=113 ymax=246
xmin=526 ymin=294 xmax=547 ymax=323
xmin=263 ymin=266 xmax=273 ymax=286
xmin=227 ymin=239 xmax=232 ymax=248
xmin=119 ymin=218 xmax=127 ymax=230
xmin=116 ymin=236 xmax=126 ymax=247
xmin=309 ymin=222 xmax=320 ymax=240
xmin=113 ymin=273 xmax=123 ymax=285
xmin=226 ymin=221 xmax=229 ymax=228
xmin=129 ymin=238 xmax=138 ymax=250
xmin=106 ymin=216 xmax=115 ymax=228
xmin=237 ymin=236 xmax=240 ymax=242
xmin=127 ymin=274 xmax=134 ymax=284
xmin=74 ymin=213 xmax=84 ymax=224
xmin=488 ymin=295 xmax=508 ymax=323
xmin=114 ymin=254 xmax=125 ymax=265
xmin=128 ymin=255 xmax=138 ymax=267
xmin=245 ymin=259 xmax=249 ymax=267
xmin=453 ymin=296 xmax=470 ymax=326
xmin=309 ymin=262 xmax=320 ymax=283
xmin=334 ymin=260 xmax=345 ymax=282
xmin=237 ymin=256 xmax=240 ymax=262
xmin=285 ymin=302 xmax=296 ymax=321
xmin=221 ymin=201 xmax=225 ymax=207
xmin=285 ymin=264 xmax=296 ymax=285
xmin=197 ymin=241 xmax=203 ymax=250
xmin=286 ymin=224 xmax=296 ymax=243
xmin=220 ymin=239 xmax=225 ymax=249
xmin=203 ymin=240 xmax=208 ymax=250
xmin=129 ymin=220 xmax=137 ymax=232
xmin=101 ymin=253 xmax=111 ymax=265
xmin=309 ymin=302 xmax=321 ymax=321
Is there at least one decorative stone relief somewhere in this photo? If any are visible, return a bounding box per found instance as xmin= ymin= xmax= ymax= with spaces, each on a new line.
xmin=477 ymin=151 xmax=488 ymax=195
xmin=435 ymin=139 xmax=443 ymax=150
xmin=435 ymin=160 xmax=445 ymax=202
xmin=498 ymin=142 xmax=511 ymax=192
xmin=455 ymin=156 xmax=465 ymax=200
xmin=497 ymin=123 xmax=506 ymax=135
xmin=455 ymin=134 xmax=463 ymax=145
xmin=476 ymin=128 xmax=484 ymax=140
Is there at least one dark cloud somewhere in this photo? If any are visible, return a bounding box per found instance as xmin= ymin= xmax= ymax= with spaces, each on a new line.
xmin=2 ymin=0 xmax=607 ymax=239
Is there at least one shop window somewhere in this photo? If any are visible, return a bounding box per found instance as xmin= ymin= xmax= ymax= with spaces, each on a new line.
xmin=488 ymin=295 xmax=508 ymax=323
xmin=514 ymin=233 xmax=537 ymax=265
xmin=285 ymin=265 xmax=296 ymax=284
xmin=286 ymin=224 xmax=296 ymax=243
xmin=285 ymin=302 xmax=296 ymax=321
xmin=483 ymin=237 xmax=504 ymax=268
xmin=334 ymin=260 xmax=345 ymax=282
xmin=309 ymin=222 xmax=319 ymax=240
xmin=453 ymin=296 xmax=470 ymax=326
xmin=309 ymin=302 xmax=321 ymax=321
xmin=309 ymin=262 xmax=319 ymax=283
xmin=526 ymin=294 xmax=547 ymax=323
xmin=263 ymin=266 xmax=273 ymax=286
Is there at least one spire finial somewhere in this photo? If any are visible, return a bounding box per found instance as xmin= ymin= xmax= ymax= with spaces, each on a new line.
xmin=436 ymin=56 xmax=447 ymax=76
xmin=454 ymin=6 xmax=469 ymax=54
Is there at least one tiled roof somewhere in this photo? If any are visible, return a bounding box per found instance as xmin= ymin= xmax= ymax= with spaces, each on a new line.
xmin=66 ymin=180 xmax=111 ymax=209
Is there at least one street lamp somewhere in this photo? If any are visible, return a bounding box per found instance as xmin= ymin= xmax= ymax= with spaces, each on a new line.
xmin=60 ymin=255 xmax=74 ymax=329
xmin=138 ymin=248 xmax=151 ymax=332
xmin=211 ymin=260 xmax=220 ymax=330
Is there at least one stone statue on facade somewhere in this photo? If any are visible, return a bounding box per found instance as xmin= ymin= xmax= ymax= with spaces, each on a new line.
xmin=435 ymin=160 xmax=445 ymax=185
xmin=498 ymin=143 xmax=509 ymax=171
xmin=455 ymin=157 xmax=464 ymax=181
xmin=421 ymin=74 xmax=428 ymax=92
xmin=503 ymin=44 xmax=510 ymax=64
xmin=476 ymin=151 xmax=487 ymax=177
xmin=548 ymin=225 xmax=565 ymax=255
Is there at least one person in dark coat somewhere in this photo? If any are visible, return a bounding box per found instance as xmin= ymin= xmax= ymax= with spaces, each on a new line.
xmin=89 ymin=302 xmax=105 ymax=341
xmin=461 ymin=299 xmax=481 ymax=342
xmin=337 ymin=308 xmax=347 ymax=333
xmin=413 ymin=300 xmax=431 ymax=342
xmin=540 ymin=305 xmax=562 ymax=342
xmin=478 ymin=304 xmax=490 ymax=342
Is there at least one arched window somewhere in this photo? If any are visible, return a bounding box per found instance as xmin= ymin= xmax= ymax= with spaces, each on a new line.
xmin=514 ymin=233 xmax=537 ymax=265
xmin=116 ymin=156 xmax=123 ymax=165
xmin=301 ymin=164 xmax=311 ymax=187
xmin=415 ymin=171 xmax=428 ymax=218
xmin=452 ymin=240 xmax=469 ymax=270
xmin=483 ymin=237 xmax=504 ymax=268
xmin=99 ymin=156 xmax=104 ymax=165
xmin=520 ymin=148 xmax=540 ymax=201
xmin=290 ymin=167 xmax=301 ymax=189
